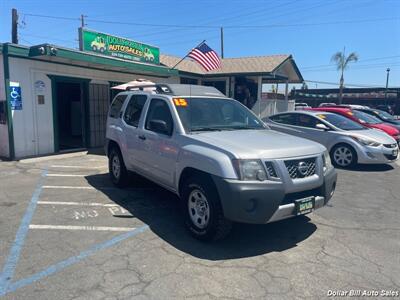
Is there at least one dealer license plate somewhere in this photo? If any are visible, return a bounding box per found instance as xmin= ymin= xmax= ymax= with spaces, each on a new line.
xmin=295 ymin=197 xmax=315 ymax=215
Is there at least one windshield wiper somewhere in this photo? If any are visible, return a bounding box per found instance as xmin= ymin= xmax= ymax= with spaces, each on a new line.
xmin=190 ymin=127 xmax=223 ymax=132
xmin=226 ymin=126 xmax=264 ymax=130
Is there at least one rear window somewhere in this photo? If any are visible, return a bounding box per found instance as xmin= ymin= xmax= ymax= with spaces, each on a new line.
xmin=109 ymin=94 xmax=127 ymax=118
xmin=270 ymin=113 xmax=297 ymax=125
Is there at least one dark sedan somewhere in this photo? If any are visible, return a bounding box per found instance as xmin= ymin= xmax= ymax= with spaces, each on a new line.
xmin=355 ymin=108 xmax=400 ymax=132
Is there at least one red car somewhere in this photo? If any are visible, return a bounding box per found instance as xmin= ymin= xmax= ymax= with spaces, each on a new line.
xmin=310 ymin=107 xmax=400 ymax=143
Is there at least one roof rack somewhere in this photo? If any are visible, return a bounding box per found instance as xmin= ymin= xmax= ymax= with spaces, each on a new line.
xmin=126 ymin=83 xmax=226 ymax=98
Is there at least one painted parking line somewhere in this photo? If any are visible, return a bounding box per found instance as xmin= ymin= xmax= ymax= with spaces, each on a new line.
xmin=42 ymin=185 xmax=153 ymax=191
xmin=29 ymin=225 xmax=136 ymax=232
xmin=37 ymin=201 xmax=120 ymax=207
xmin=43 ymin=186 xmax=96 ymax=190
xmin=0 ymin=169 xmax=48 ymax=295
xmin=46 ymin=174 xmax=87 ymax=177
xmin=51 ymin=165 xmax=105 ymax=169
xmin=2 ymin=225 xmax=149 ymax=297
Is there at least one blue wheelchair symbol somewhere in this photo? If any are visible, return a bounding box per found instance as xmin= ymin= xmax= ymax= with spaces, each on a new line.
xmin=10 ymin=87 xmax=20 ymax=99
xmin=10 ymin=86 xmax=22 ymax=110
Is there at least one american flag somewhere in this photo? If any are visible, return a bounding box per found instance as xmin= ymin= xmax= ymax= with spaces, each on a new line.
xmin=188 ymin=43 xmax=221 ymax=71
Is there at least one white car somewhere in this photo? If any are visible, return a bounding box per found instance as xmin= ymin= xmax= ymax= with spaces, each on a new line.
xmin=265 ymin=111 xmax=399 ymax=167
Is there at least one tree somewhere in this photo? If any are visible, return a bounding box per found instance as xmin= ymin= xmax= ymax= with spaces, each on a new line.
xmin=331 ymin=48 xmax=358 ymax=104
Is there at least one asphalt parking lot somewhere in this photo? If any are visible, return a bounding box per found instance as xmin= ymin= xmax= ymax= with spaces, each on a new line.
xmin=0 ymin=152 xmax=399 ymax=299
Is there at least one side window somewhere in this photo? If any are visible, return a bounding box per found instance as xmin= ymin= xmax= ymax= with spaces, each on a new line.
xmin=145 ymin=98 xmax=174 ymax=136
xmin=297 ymin=114 xmax=321 ymax=128
xmin=123 ymin=95 xmax=147 ymax=127
xmin=109 ymin=94 xmax=127 ymax=118
xmin=270 ymin=114 xmax=297 ymax=125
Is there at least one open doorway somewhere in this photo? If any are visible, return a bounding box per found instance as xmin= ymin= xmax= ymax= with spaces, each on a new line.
xmin=56 ymin=82 xmax=84 ymax=151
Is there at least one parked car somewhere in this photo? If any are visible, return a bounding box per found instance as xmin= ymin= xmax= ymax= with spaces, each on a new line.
xmin=311 ymin=107 xmax=400 ymax=144
xmin=355 ymin=108 xmax=400 ymax=131
xmin=105 ymin=84 xmax=337 ymax=241
xmin=319 ymin=103 xmax=337 ymax=107
xmin=375 ymin=105 xmax=394 ymax=115
xmin=295 ymin=102 xmax=309 ymax=110
xmin=265 ymin=111 xmax=399 ymax=167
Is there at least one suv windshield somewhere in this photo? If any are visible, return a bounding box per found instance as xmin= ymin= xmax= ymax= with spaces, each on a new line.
xmin=352 ymin=110 xmax=382 ymax=124
xmin=317 ymin=113 xmax=366 ymax=130
xmin=175 ymin=98 xmax=265 ymax=132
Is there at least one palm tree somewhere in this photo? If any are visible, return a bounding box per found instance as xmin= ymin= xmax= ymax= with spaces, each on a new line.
xmin=331 ymin=48 xmax=358 ymax=104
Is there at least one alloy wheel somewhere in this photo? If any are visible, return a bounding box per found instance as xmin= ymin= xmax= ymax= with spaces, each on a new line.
xmin=333 ymin=146 xmax=353 ymax=167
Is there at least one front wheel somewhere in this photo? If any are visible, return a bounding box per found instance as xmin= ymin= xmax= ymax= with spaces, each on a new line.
xmin=331 ymin=144 xmax=357 ymax=168
xmin=109 ymin=147 xmax=128 ymax=187
xmin=182 ymin=176 xmax=232 ymax=241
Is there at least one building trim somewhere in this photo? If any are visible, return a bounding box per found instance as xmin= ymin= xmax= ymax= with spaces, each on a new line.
xmin=3 ymin=43 xmax=179 ymax=77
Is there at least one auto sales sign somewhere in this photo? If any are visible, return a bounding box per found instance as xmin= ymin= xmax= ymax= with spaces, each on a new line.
xmin=79 ymin=28 xmax=160 ymax=64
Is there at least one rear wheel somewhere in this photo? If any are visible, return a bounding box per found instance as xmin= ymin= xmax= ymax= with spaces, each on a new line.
xmin=109 ymin=147 xmax=128 ymax=187
xmin=181 ymin=175 xmax=232 ymax=241
xmin=331 ymin=144 xmax=357 ymax=168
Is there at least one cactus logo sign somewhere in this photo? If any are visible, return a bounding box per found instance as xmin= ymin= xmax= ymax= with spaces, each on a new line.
xmin=79 ymin=28 xmax=160 ymax=65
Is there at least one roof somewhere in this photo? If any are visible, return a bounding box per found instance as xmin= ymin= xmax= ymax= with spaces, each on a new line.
xmin=160 ymin=54 xmax=303 ymax=82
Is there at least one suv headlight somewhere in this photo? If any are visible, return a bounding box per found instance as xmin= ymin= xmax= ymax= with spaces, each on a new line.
xmin=232 ymin=159 xmax=267 ymax=181
xmin=322 ymin=150 xmax=333 ymax=172
xmin=351 ymin=136 xmax=381 ymax=147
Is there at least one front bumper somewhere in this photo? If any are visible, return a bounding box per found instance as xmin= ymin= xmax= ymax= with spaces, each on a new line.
xmin=212 ymin=167 xmax=337 ymax=224
xmin=356 ymin=143 xmax=399 ymax=164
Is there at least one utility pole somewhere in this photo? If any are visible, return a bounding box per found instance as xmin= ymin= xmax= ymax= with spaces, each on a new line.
xmin=80 ymin=14 xmax=87 ymax=28
xmin=220 ymin=27 xmax=224 ymax=59
xmin=11 ymin=8 xmax=18 ymax=44
xmin=385 ymin=68 xmax=390 ymax=104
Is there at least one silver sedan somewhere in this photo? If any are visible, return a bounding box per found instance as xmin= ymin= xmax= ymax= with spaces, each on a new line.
xmin=264 ymin=111 xmax=399 ymax=167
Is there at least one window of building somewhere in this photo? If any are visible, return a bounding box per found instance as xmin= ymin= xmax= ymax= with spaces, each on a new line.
xmin=180 ymin=77 xmax=198 ymax=85
xmin=0 ymin=101 xmax=6 ymax=124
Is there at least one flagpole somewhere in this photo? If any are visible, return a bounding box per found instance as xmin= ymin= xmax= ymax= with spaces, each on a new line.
xmin=170 ymin=40 xmax=206 ymax=70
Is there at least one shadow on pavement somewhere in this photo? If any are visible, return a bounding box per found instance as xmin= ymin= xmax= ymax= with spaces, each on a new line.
xmin=336 ymin=163 xmax=395 ymax=172
xmin=85 ymin=173 xmax=317 ymax=260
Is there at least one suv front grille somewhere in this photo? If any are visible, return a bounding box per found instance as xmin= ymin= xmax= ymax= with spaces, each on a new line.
xmin=284 ymin=157 xmax=316 ymax=179
xmin=264 ymin=162 xmax=278 ymax=178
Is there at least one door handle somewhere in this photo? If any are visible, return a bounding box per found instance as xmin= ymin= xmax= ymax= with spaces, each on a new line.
xmin=138 ymin=135 xmax=146 ymax=141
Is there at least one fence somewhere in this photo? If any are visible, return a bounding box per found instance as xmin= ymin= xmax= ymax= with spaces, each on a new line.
xmin=252 ymin=99 xmax=295 ymax=119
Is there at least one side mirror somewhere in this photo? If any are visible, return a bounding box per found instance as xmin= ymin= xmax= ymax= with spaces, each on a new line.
xmin=149 ymin=119 xmax=171 ymax=135
xmin=316 ymin=123 xmax=330 ymax=131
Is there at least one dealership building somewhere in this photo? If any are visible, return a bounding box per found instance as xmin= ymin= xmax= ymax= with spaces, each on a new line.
xmin=0 ymin=30 xmax=303 ymax=160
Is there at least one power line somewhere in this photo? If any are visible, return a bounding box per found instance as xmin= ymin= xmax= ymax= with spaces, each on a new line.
xmin=303 ymin=80 xmax=384 ymax=88
xmin=22 ymin=12 xmax=399 ymax=29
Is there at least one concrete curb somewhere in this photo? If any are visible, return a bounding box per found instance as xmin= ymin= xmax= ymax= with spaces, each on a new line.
xmin=19 ymin=151 xmax=88 ymax=164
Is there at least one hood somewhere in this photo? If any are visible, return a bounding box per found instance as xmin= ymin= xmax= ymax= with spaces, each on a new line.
xmin=368 ymin=123 xmax=400 ymax=136
xmin=342 ymin=128 xmax=397 ymax=144
xmin=188 ymin=129 xmax=326 ymax=159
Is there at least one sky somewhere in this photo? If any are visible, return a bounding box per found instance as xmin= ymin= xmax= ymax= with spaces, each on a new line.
xmin=1 ymin=0 xmax=399 ymax=89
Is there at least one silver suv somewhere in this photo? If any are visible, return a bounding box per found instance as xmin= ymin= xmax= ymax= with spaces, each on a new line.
xmin=105 ymin=84 xmax=337 ymax=241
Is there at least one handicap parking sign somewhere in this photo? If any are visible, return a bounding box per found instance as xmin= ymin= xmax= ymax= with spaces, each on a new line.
xmin=10 ymin=82 xmax=22 ymax=110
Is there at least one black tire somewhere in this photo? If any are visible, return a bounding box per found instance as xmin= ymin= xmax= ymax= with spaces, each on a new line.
xmin=181 ymin=175 xmax=232 ymax=241
xmin=108 ymin=146 xmax=128 ymax=187
xmin=330 ymin=144 xmax=357 ymax=168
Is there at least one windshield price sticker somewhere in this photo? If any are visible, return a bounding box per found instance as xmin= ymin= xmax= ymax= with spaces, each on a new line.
xmin=317 ymin=114 xmax=326 ymax=119
xmin=347 ymin=111 xmax=354 ymax=116
xmin=174 ymin=98 xmax=188 ymax=107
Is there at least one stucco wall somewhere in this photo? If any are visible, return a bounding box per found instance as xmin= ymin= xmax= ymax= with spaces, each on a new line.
xmin=8 ymin=57 xmax=179 ymax=158
xmin=0 ymin=54 xmax=10 ymax=158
